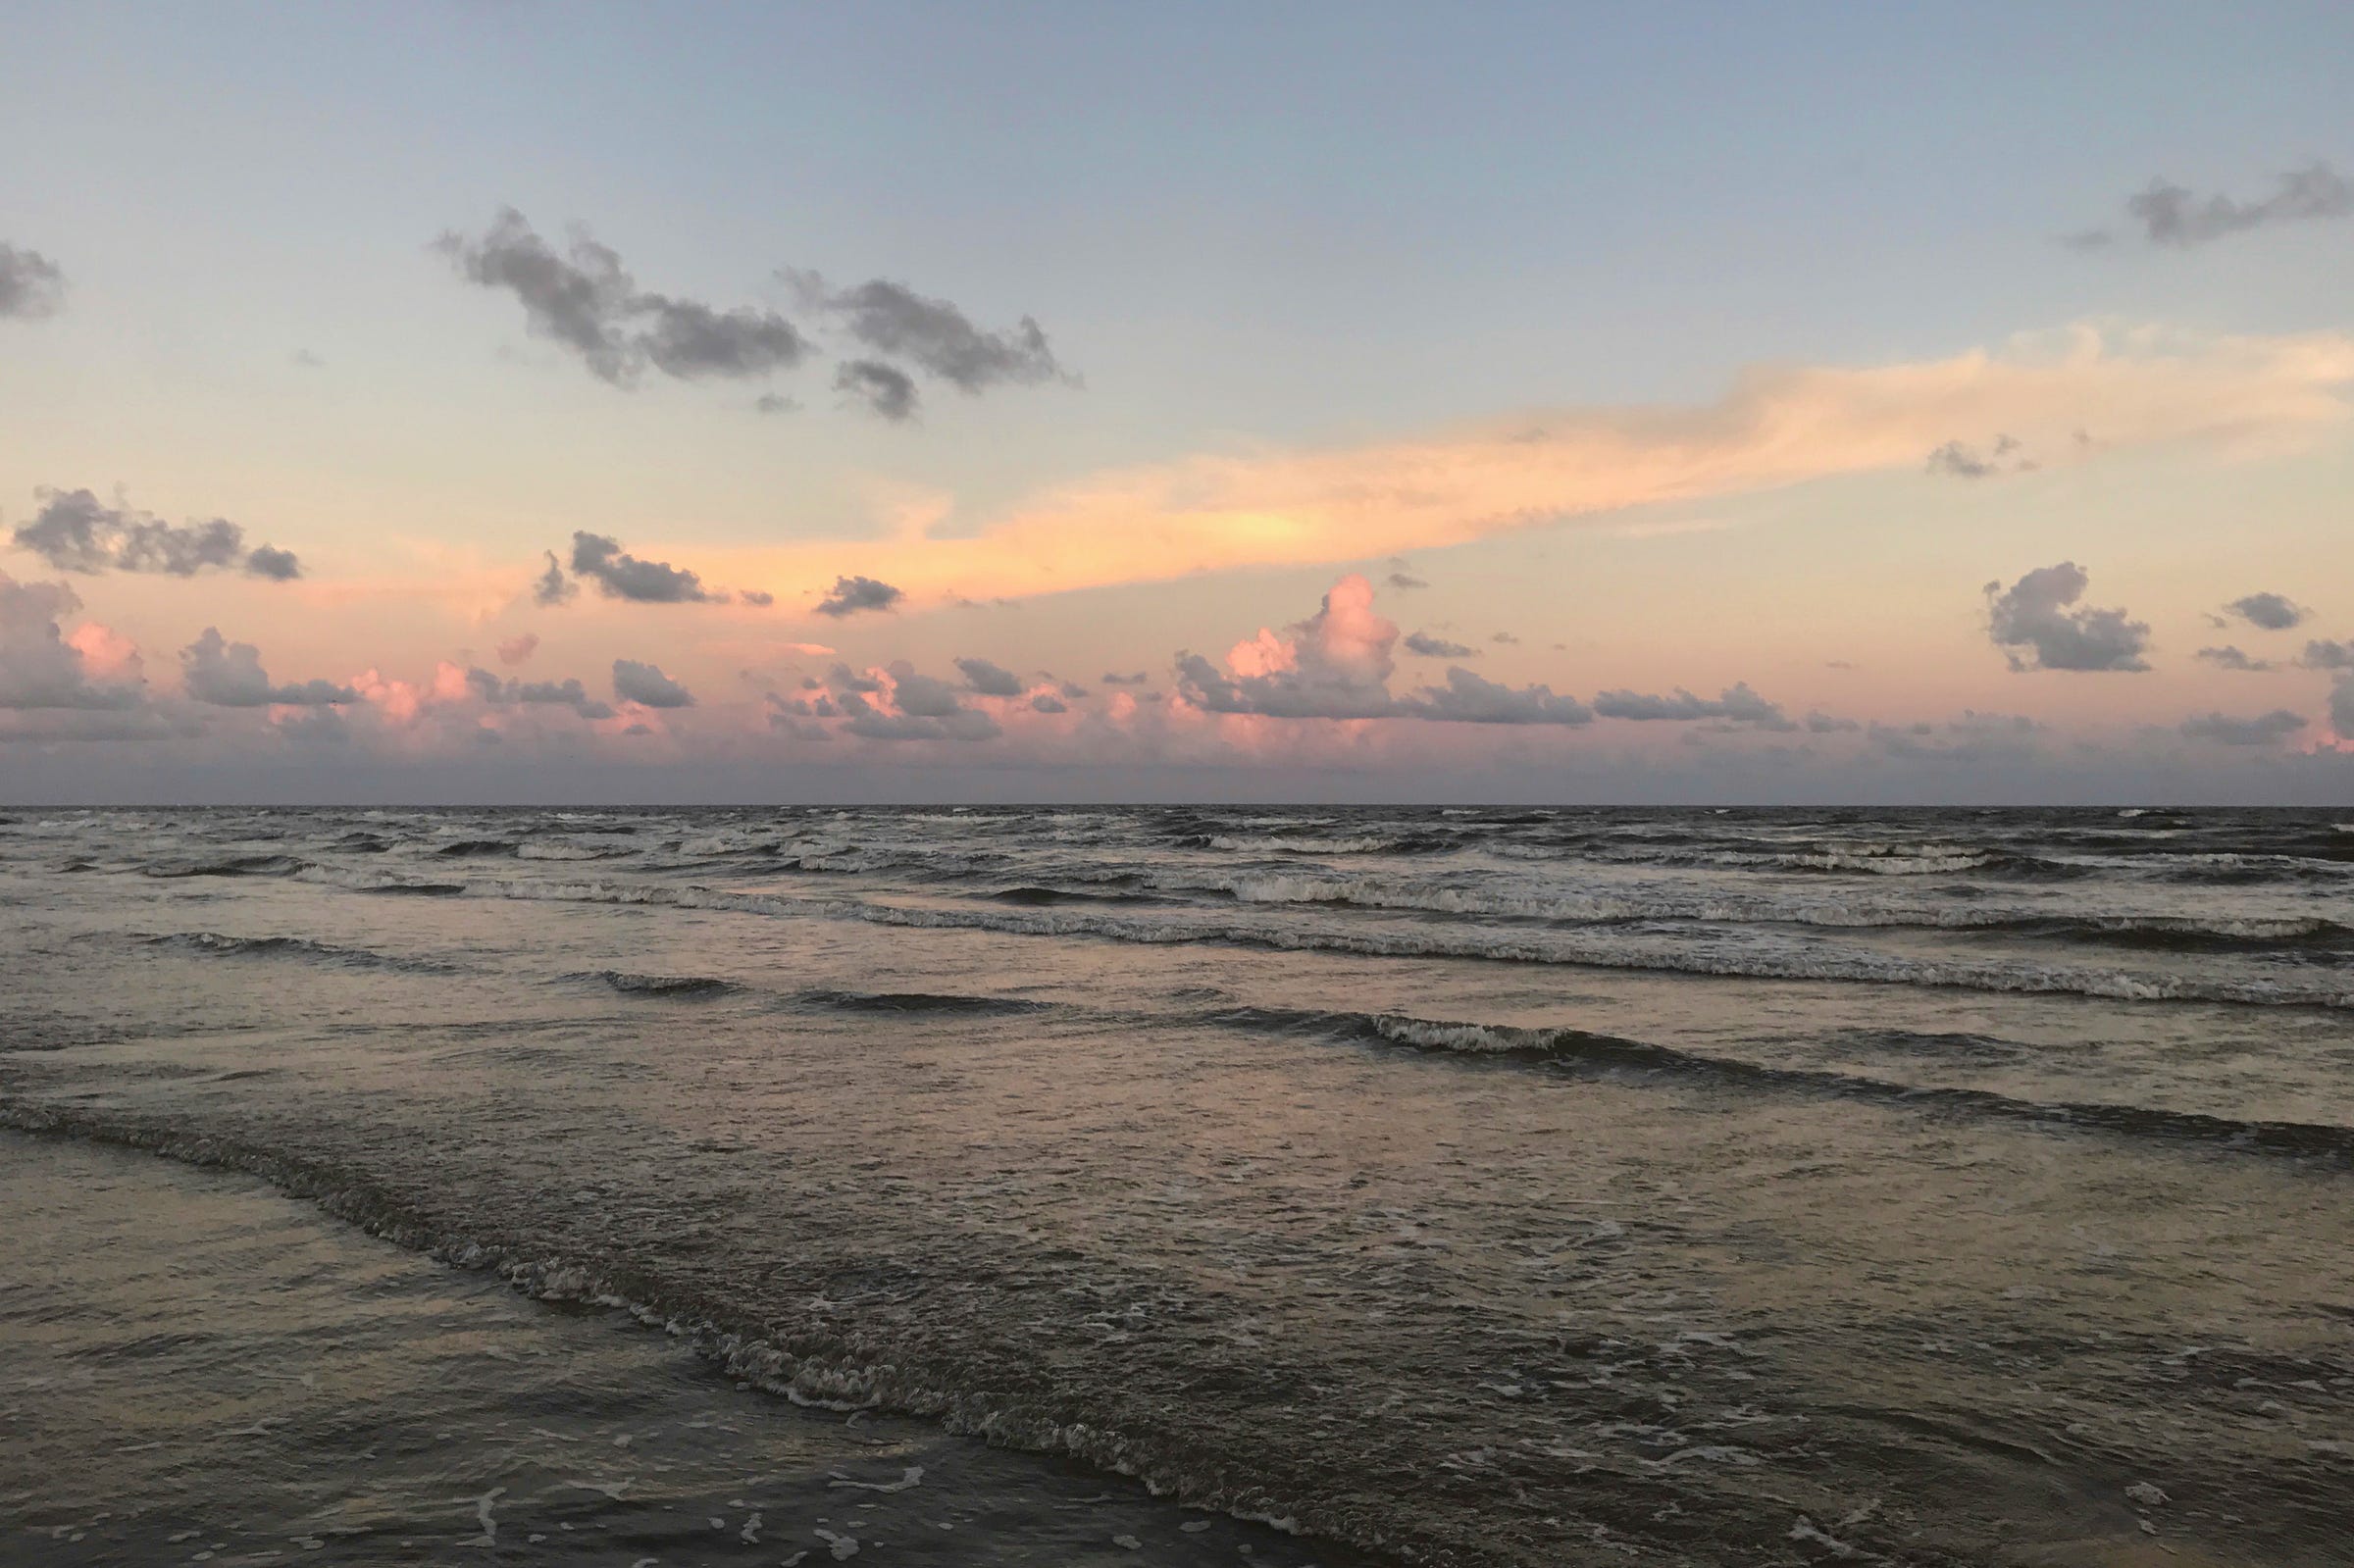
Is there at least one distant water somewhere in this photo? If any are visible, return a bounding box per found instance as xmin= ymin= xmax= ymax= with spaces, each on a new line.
xmin=4 ymin=805 xmax=2352 ymax=1566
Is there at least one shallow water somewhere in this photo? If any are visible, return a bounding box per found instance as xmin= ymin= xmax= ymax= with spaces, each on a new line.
xmin=0 ymin=1133 xmax=1360 ymax=1565
xmin=4 ymin=805 xmax=2352 ymax=1565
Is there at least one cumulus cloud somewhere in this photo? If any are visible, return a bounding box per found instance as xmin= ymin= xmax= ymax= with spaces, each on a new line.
xmin=1173 ymin=574 xmax=1616 ymax=729
xmin=496 ymin=632 xmax=539 ymax=666
xmin=788 ymin=269 xmax=1068 ymax=408
xmin=437 ymin=209 xmax=807 ymax=386
xmin=0 ymin=573 xmax=144 ymax=710
xmin=1403 ymin=632 xmax=1475 ymax=658
xmin=2073 ymin=164 xmax=2353 ymax=249
xmin=1029 ymin=692 xmax=1068 ymax=714
xmin=2179 ymin=708 xmax=2307 ymax=746
xmin=567 ymin=531 xmax=723 ymax=604
xmin=814 ymin=574 xmax=903 ymax=618
xmin=801 ymin=661 xmax=1001 ymax=741
xmin=2224 ymin=590 xmax=2307 ymax=631
xmin=1592 ymin=682 xmax=1794 ymax=728
xmin=840 ymin=694 xmax=1001 ymax=741
xmin=1176 ymin=575 xmax=1402 ymax=720
xmin=612 ymin=658 xmax=694 ymax=708
xmin=835 ymin=359 xmax=919 ymax=422
xmin=179 ymin=629 xmax=355 ymax=707
xmin=1404 ymin=667 xmax=1590 ymax=726
xmin=1984 ymin=562 xmax=2151 ymax=673
xmin=2302 ymin=638 xmax=2354 ymax=671
xmin=0 ymin=243 xmax=65 ymax=319
xmin=2196 ymin=645 xmax=2275 ymax=672
xmin=954 ymin=656 xmax=1026 ymax=697
xmin=11 ymin=488 xmax=303 ymax=581
xmin=462 ymin=666 xmax=613 ymax=719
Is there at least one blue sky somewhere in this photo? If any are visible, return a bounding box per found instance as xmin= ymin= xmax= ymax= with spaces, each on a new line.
xmin=3 ymin=2 xmax=2352 ymax=801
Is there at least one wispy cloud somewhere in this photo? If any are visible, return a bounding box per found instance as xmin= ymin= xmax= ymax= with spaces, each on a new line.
xmin=698 ymin=326 xmax=2354 ymax=609
xmin=2071 ymin=164 xmax=2353 ymax=249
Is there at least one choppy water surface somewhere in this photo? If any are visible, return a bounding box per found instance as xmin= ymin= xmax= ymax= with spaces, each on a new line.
xmin=4 ymin=805 xmax=2352 ymax=1566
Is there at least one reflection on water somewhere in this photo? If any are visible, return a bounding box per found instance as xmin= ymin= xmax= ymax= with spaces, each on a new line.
xmin=3 ymin=805 xmax=2351 ymax=1566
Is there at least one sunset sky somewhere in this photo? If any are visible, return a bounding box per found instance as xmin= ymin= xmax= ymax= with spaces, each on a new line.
xmin=4 ymin=1 xmax=2352 ymax=802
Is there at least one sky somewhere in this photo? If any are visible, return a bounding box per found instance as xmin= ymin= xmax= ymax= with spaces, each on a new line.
xmin=3 ymin=0 xmax=2352 ymax=804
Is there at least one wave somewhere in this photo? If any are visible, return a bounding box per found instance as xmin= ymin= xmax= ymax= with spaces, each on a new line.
xmin=1203 ymin=833 xmax=1450 ymax=856
xmin=435 ymin=838 xmax=520 ymax=857
xmin=145 ymin=931 xmax=458 ymax=974
xmin=0 ymin=1107 xmax=1410 ymax=1564
xmin=1214 ymin=1006 xmax=2354 ymax=1161
xmin=140 ymin=853 xmax=305 ymax=879
xmin=516 ymin=841 xmax=625 ymax=861
xmin=1168 ymin=870 xmax=2349 ymax=949
xmin=592 ymin=970 xmax=740 ymax=998
xmin=792 ymin=987 xmax=1053 ymax=1016
xmin=293 ymin=867 xmax=466 ymax=896
xmin=987 ymin=885 xmax=1158 ymax=907
xmin=413 ymin=877 xmax=2354 ymax=1010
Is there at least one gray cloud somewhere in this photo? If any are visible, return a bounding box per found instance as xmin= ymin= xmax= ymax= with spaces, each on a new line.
xmin=1984 ymin=562 xmax=2151 ymax=673
xmin=1925 ymin=433 xmax=2033 ymax=480
xmin=835 ymin=359 xmax=919 ymax=422
xmin=838 ymin=677 xmax=1000 ymax=741
xmin=1592 ymin=682 xmax=1794 ymax=728
xmin=0 ymin=243 xmax=65 ymax=320
xmin=612 ymin=658 xmax=694 ymax=708
xmin=882 ymin=662 xmax=966 ymax=718
xmin=789 ymin=270 xmax=1068 ymax=397
xmin=1490 ymin=631 xmax=1520 ymax=645
xmin=463 ymin=667 xmax=612 ymax=719
xmin=1806 ymin=711 xmax=1861 ymax=733
xmin=739 ymin=589 xmax=774 ymax=608
xmin=2196 ymin=645 xmax=2275 ymax=672
xmin=180 ymin=629 xmax=354 ymax=707
xmin=1403 ymin=632 xmax=1475 ymax=658
xmin=2081 ymin=164 xmax=2354 ymax=249
xmin=2179 ymin=708 xmax=2307 ymax=746
xmin=12 ymin=488 xmax=302 ymax=581
xmin=438 ymin=209 xmax=807 ymax=385
xmin=1030 ymin=692 xmax=1068 ymax=714
xmin=954 ymin=656 xmax=1026 ymax=697
xmin=2334 ymin=680 xmax=2354 ymax=737
xmin=1405 ymin=667 xmax=1591 ymax=726
xmin=568 ymin=531 xmax=722 ymax=604
xmin=1101 ymin=671 xmax=1150 ymax=684
xmin=496 ymin=632 xmax=539 ymax=666
xmin=2302 ymin=639 xmax=2354 ymax=671
xmin=813 ymin=575 xmax=903 ymax=618
xmin=532 ymin=551 xmax=576 ymax=607
xmin=244 ymin=545 xmax=302 ymax=582
xmin=1868 ymin=710 xmax=2039 ymax=762
xmin=0 ymin=573 xmax=143 ymax=710
xmin=2225 ymin=591 xmax=2307 ymax=631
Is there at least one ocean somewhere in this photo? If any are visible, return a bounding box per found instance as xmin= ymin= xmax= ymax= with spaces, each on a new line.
xmin=3 ymin=805 xmax=2351 ymax=1566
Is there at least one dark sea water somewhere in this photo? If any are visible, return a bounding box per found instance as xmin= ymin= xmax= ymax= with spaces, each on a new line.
xmin=3 ymin=805 xmax=2352 ymax=1567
